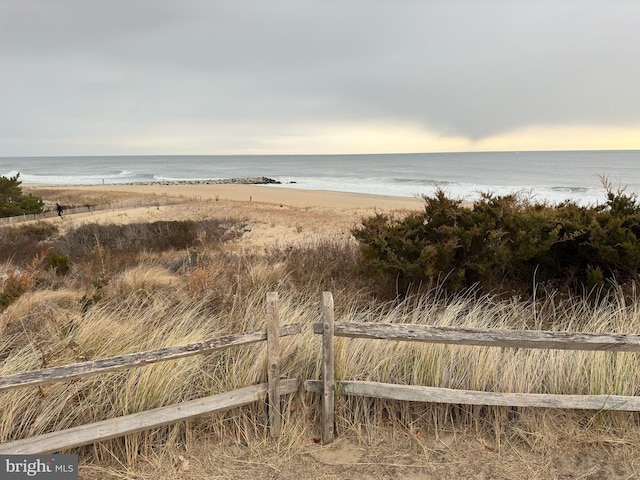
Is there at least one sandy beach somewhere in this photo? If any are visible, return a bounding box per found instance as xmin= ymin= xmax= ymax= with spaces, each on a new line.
xmin=29 ymin=182 xmax=424 ymax=210
xmin=24 ymin=183 xmax=425 ymax=251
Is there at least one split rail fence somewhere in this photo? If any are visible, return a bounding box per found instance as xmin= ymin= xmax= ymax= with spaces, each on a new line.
xmin=305 ymin=292 xmax=640 ymax=444
xmin=0 ymin=292 xmax=298 ymax=454
xmin=2 ymin=291 xmax=640 ymax=453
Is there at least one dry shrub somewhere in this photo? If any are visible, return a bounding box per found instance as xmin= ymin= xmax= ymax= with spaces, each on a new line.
xmin=0 ymin=222 xmax=58 ymax=265
xmin=57 ymin=219 xmax=241 ymax=257
xmin=183 ymin=262 xmax=228 ymax=294
xmin=0 ymin=268 xmax=34 ymax=310
xmin=0 ymin=252 xmax=50 ymax=310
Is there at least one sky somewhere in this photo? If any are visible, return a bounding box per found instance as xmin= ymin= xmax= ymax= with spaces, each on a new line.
xmin=2 ymin=0 xmax=640 ymax=156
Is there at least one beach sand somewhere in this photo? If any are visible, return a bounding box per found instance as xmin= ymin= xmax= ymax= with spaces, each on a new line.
xmin=29 ymin=182 xmax=424 ymax=209
xmin=25 ymin=183 xmax=424 ymax=251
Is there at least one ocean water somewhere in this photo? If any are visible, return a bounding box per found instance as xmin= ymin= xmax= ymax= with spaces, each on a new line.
xmin=1 ymin=150 xmax=639 ymax=206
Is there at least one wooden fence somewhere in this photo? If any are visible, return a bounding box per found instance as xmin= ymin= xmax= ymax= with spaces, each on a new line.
xmin=0 ymin=292 xmax=299 ymax=454
xmin=0 ymin=195 xmax=198 ymax=226
xmin=3 ymin=291 xmax=640 ymax=452
xmin=305 ymin=292 xmax=640 ymax=444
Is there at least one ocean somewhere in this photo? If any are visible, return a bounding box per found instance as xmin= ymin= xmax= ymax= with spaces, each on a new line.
xmin=1 ymin=150 xmax=639 ymax=206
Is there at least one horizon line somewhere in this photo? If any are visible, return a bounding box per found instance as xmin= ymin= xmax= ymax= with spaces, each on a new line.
xmin=3 ymin=148 xmax=640 ymax=159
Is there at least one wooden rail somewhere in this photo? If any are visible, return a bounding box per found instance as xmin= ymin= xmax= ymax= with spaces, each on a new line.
xmin=0 ymin=324 xmax=301 ymax=392
xmin=0 ymin=380 xmax=299 ymax=455
xmin=308 ymin=291 xmax=640 ymax=445
xmin=311 ymin=321 xmax=640 ymax=352
xmin=305 ymin=380 xmax=640 ymax=411
xmin=0 ymin=292 xmax=300 ymax=453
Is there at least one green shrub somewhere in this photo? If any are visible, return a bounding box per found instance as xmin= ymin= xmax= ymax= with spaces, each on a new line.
xmin=0 ymin=173 xmax=44 ymax=217
xmin=353 ymin=187 xmax=640 ymax=298
xmin=47 ymin=252 xmax=70 ymax=275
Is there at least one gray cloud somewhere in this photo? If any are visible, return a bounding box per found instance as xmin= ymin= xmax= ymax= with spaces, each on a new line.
xmin=1 ymin=0 xmax=639 ymax=155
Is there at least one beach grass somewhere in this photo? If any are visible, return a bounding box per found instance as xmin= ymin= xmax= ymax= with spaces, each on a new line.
xmin=1 ymin=189 xmax=640 ymax=475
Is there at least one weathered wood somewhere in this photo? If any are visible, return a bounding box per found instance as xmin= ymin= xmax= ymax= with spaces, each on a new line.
xmin=0 ymin=379 xmax=299 ymax=454
xmin=305 ymin=380 xmax=640 ymax=411
xmin=321 ymin=292 xmax=335 ymax=445
xmin=312 ymin=322 xmax=640 ymax=352
xmin=0 ymin=324 xmax=301 ymax=392
xmin=266 ymin=292 xmax=281 ymax=438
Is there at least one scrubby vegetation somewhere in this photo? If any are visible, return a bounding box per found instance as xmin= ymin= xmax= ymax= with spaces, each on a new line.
xmin=0 ymin=173 xmax=44 ymax=217
xmin=353 ymin=184 xmax=640 ymax=298
xmin=0 ymin=218 xmax=247 ymax=309
xmin=1 ymin=193 xmax=640 ymax=476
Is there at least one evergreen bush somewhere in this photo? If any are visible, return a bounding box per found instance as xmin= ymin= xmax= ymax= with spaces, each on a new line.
xmin=353 ymin=186 xmax=640 ymax=297
xmin=0 ymin=173 xmax=44 ymax=217
xmin=47 ymin=252 xmax=71 ymax=275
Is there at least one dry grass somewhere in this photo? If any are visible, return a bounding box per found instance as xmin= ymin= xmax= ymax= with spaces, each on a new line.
xmin=25 ymin=187 xmax=158 ymax=209
xmin=1 ymin=193 xmax=640 ymax=478
xmin=3 ymin=274 xmax=640 ymax=457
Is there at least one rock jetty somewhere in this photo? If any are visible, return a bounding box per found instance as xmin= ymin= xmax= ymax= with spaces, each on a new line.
xmin=131 ymin=177 xmax=281 ymax=186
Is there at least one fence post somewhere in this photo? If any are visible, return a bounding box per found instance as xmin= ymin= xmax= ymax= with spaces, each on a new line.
xmin=321 ymin=291 xmax=335 ymax=444
xmin=266 ymin=292 xmax=281 ymax=438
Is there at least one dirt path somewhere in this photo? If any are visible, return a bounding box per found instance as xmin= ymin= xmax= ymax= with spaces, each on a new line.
xmin=81 ymin=430 xmax=639 ymax=480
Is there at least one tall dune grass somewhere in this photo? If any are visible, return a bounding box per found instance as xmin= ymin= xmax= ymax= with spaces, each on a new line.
xmin=1 ymin=217 xmax=640 ymax=464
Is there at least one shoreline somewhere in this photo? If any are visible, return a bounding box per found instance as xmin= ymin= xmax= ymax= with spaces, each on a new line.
xmin=25 ymin=182 xmax=425 ymax=211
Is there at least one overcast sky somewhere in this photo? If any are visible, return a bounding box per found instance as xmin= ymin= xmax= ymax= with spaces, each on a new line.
xmin=2 ymin=0 xmax=640 ymax=156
